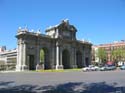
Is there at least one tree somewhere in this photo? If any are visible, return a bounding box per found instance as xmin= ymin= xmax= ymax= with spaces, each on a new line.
xmin=111 ymin=49 xmax=117 ymax=62
xmin=111 ymin=47 xmax=125 ymax=63
xmin=40 ymin=49 xmax=44 ymax=65
xmin=122 ymin=49 xmax=125 ymax=61
xmin=97 ymin=48 xmax=107 ymax=64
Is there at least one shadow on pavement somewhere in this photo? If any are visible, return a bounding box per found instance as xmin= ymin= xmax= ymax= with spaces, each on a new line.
xmin=0 ymin=81 xmax=125 ymax=93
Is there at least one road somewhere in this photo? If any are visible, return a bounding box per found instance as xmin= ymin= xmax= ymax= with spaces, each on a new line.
xmin=0 ymin=70 xmax=125 ymax=93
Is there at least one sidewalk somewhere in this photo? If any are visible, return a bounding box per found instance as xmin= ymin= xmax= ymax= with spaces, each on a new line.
xmin=0 ymin=70 xmax=18 ymax=73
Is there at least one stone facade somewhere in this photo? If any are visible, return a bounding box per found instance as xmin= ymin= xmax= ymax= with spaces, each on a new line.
xmin=16 ymin=20 xmax=92 ymax=71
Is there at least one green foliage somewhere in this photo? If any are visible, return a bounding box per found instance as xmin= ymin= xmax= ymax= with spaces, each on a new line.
xmin=40 ymin=49 xmax=44 ymax=64
xmin=111 ymin=47 xmax=125 ymax=62
xmin=97 ymin=48 xmax=107 ymax=64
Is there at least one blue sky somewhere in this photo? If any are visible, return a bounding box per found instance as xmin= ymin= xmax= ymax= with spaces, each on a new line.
xmin=0 ymin=0 xmax=125 ymax=49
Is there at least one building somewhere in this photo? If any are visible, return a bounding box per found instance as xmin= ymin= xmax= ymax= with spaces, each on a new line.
xmin=0 ymin=46 xmax=6 ymax=52
xmin=92 ymin=40 xmax=125 ymax=64
xmin=0 ymin=49 xmax=17 ymax=64
xmin=16 ymin=20 xmax=92 ymax=71
xmin=0 ymin=48 xmax=17 ymax=70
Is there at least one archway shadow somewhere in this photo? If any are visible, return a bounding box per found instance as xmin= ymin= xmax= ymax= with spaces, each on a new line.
xmin=42 ymin=82 xmax=125 ymax=93
xmin=0 ymin=81 xmax=125 ymax=93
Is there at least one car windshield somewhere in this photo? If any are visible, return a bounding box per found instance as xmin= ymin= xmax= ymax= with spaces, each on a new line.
xmin=89 ymin=65 xmax=94 ymax=67
xmin=106 ymin=65 xmax=115 ymax=67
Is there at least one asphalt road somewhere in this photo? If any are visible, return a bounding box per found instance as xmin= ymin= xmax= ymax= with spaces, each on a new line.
xmin=0 ymin=70 xmax=125 ymax=93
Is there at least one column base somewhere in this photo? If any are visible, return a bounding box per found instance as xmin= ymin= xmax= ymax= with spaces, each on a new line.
xmin=22 ymin=65 xmax=28 ymax=71
xmin=16 ymin=65 xmax=28 ymax=71
xmin=16 ymin=65 xmax=22 ymax=71
xmin=56 ymin=65 xmax=63 ymax=70
xmin=36 ymin=64 xmax=44 ymax=70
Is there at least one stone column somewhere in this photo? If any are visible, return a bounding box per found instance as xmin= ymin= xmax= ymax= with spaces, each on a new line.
xmin=73 ymin=47 xmax=77 ymax=68
xmin=83 ymin=47 xmax=86 ymax=67
xmin=60 ymin=49 xmax=62 ymax=65
xmin=36 ymin=44 xmax=41 ymax=70
xmin=82 ymin=49 xmax=85 ymax=67
xmin=16 ymin=43 xmax=20 ymax=71
xmin=70 ymin=47 xmax=74 ymax=68
xmin=37 ymin=46 xmax=40 ymax=64
xmin=21 ymin=42 xmax=28 ymax=71
xmin=51 ymin=46 xmax=55 ymax=69
xmin=59 ymin=48 xmax=63 ymax=69
xmin=89 ymin=47 xmax=92 ymax=65
xmin=56 ymin=42 xmax=59 ymax=69
xmin=16 ymin=44 xmax=20 ymax=65
xmin=16 ymin=41 xmax=23 ymax=71
xmin=56 ymin=42 xmax=63 ymax=70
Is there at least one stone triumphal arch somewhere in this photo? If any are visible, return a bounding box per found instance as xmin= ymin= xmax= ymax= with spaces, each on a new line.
xmin=16 ymin=20 xmax=92 ymax=71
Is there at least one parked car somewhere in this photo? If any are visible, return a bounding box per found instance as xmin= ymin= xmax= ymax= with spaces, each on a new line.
xmin=120 ymin=65 xmax=125 ymax=70
xmin=99 ymin=66 xmax=106 ymax=71
xmin=105 ymin=65 xmax=116 ymax=71
xmin=82 ymin=65 xmax=100 ymax=71
xmin=92 ymin=66 xmax=100 ymax=71
xmin=82 ymin=67 xmax=90 ymax=71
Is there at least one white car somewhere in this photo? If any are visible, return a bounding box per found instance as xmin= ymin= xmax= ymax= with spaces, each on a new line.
xmin=93 ymin=66 xmax=100 ymax=71
xmin=82 ymin=67 xmax=90 ymax=71
xmin=99 ymin=66 xmax=106 ymax=71
xmin=82 ymin=65 xmax=100 ymax=71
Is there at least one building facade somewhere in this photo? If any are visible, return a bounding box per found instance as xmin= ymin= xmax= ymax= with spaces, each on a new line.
xmin=0 ymin=49 xmax=17 ymax=64
xmin=16 ymin=20 xmax=92 ymax=71
xmin=92 ymin=40 xmax=125 ymax=64
xmin=0 ymin=48 xmax=17 ymax=70
xmin=0 ymin=46 xmax=6 ymax=53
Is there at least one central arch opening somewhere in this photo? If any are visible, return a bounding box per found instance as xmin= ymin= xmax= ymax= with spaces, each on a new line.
xmin=62 ymin=49 xmax=70 ymax=69
xmin=40 ymin=48 xmax=50 ymax=69
xmin=76 ymin=51 xmax=82 ymax=68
